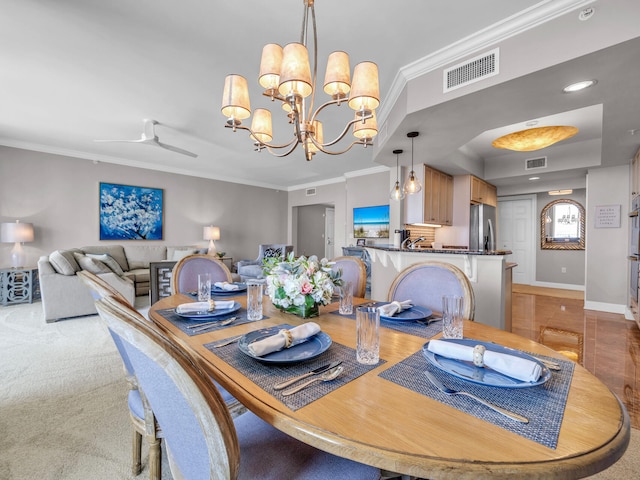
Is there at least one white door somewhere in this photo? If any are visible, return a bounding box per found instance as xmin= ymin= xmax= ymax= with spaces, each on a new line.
xmin=498 ymin=195 xmax=535 ymax=285
xmin=324 ymin=207 xmax=335 ymax=259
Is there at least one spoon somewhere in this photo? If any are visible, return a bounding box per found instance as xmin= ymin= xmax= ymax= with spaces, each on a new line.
xmin=281 ymin=366 xmax=344 ymax=396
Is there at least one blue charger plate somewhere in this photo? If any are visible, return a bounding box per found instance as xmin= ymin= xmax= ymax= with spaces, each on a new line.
xmin=238 ymin=325 xmax=332 ymax=364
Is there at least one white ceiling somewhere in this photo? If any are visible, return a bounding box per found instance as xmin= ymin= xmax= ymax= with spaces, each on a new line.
xmin=2 ymin=0 xmax=639 ymax=193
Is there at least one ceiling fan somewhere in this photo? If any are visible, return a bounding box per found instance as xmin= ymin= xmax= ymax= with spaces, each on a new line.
xmin=94 ymin=119 xmax=198 ymax=158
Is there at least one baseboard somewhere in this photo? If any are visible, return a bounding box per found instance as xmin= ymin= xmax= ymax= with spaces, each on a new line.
xmin=584 ymin=300 xmax=627 ymax=315
xmin=532 ymin=281 xmax=585 ymax=291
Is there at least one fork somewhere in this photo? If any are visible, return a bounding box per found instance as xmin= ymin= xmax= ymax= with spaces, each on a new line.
xmin=189 ymin=316 xmax=237 ymax=333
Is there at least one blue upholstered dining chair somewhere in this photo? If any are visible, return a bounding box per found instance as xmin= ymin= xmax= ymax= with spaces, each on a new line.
xmin=387 ymin=261 xmax=475 ymax=320
xmin=94 ymin=294 xmax=380 ymax=480
xmin=171 ymin=254 xmax=233 ymax=295
xmin=236 ymin=244 xmax=294 ymax=282
xmin=331 ymin=256 xmax=367 ymax=298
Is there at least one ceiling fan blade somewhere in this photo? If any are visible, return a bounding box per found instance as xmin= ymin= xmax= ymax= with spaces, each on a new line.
xmin=155 ymin=140 xmax=198 ymax=158
xmin=94 ymin=138 xmax=146 ymax=144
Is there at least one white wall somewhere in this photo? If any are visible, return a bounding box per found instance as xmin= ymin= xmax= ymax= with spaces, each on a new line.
xmin=0 ymin=147 xmax=288 ymax=268
xmin=585 ymin=165 xmax=631 ymax=313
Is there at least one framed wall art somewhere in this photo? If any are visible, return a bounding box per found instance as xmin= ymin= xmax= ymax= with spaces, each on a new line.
xmin=99 ymin=182 xmax=164 ymax=240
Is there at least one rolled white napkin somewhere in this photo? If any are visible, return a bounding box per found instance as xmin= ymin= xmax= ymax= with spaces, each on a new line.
xmin=176 ymin=300 xmax=235 ymax=314
xmin=214 ymin=281 xmax=239 ymax=291
xmin=248 ymin=322 xmax=321 ymax=357
xmin=378 ymin=300 xmax=413 ymax=317
xmin=427 ymin=339 xmax=542 ymax=383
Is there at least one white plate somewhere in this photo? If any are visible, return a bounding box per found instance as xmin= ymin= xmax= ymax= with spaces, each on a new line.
xmin=379 ymin=305 xmax=432 ymax=322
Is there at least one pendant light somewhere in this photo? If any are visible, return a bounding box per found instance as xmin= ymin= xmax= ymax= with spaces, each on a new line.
xmin=390 ymin=149 xmax=405 ymax=201
xmin=403 ymin=131 xmax=422 ymax=195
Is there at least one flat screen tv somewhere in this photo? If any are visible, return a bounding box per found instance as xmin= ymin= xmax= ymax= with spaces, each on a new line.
xmin=353 ymin=204 xmax=390 ymax=238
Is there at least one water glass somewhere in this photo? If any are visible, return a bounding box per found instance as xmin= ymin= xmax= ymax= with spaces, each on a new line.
xmin=356 ymin=306 xmax=380 ymax=365
xmin=442 ymin=295 xmax=464 ymax=339
xmin=197 ymin=273 xmax=211 ymax=302
xmin=246 ymin=280 xmax=263 ymax=321
xmin=339 ymin=281 xmax=353 ymax=315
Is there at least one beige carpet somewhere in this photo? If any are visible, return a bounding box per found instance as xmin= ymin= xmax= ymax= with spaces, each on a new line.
xmin=0 ymin=300 xmax=638 ymax=479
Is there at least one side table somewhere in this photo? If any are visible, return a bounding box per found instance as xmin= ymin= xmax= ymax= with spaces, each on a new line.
xmin=150 ymin=261 xmax=177 ymax=305
xmin=0 ymin=267 xmax=40 ymax=305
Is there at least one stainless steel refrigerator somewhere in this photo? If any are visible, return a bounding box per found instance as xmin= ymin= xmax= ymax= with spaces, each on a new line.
xmin=470 ymin=204 xmax=497 ymax=251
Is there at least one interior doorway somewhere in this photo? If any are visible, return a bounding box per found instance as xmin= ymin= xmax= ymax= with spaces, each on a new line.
xmin=498 ymin=195 xmax=536 ymax=285
xmin=295 ymin=203 xmax=335 ymax=258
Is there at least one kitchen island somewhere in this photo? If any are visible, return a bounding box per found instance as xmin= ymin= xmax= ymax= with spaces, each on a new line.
xmin=366 ymin=245 xmax=512 ymax=331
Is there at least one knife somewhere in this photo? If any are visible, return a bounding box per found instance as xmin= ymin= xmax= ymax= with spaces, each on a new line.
xmin=423 ymin=370 xmax=529 ymax=424
xmin=273 ymin=360 xmax=343 ymax=390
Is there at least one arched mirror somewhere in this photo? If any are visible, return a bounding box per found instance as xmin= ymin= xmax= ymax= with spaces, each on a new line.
xmin=541 ymin=199 xmax=585 ymax=250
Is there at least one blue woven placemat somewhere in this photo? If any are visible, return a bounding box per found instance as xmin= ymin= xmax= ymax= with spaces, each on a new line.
xmin=156 ymin=308 xmax=265 ymax=336
xmin=330 ymin=301 xmax=443 ymax=339
xmin=379 ymin=348 xmax=574 ymax=449
xmin=205 ymin=326 xmax=384 ymax=411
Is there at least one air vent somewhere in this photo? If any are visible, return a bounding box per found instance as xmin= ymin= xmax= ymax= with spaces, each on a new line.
xmin=443 ymin=48 xmax=499 ymax=92
xmin=305 ymin=188 xmax=316 ymax=196
xmin=525 ymin=156 xmax=547 ymax=170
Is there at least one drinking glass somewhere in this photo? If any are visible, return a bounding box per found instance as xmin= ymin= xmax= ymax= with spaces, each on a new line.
xmin=356 ymin=306 xmax=379 ymax=365
xmin=197 ymin=273 xmax=211 ymax=302
xmin=442 ymin=295 xmax=464 ymax=339
xmin=246 ymin=280 xmax=263 ymax=321
xmin=339 ymin=281 xmax=353 ymax=315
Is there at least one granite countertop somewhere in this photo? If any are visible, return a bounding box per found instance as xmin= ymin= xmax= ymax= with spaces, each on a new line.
xmin=365 ymin=244 xmax=512 ymax=256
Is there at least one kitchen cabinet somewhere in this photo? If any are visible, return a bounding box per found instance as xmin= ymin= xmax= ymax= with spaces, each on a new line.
xmin=470 ymin=175 xmax=497 ymax=206
xmin=414 ymin=165 xmax=453 ymax=225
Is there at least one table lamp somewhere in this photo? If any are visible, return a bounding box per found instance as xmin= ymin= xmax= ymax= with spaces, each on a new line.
xmin=203 ymin=226 xmax=220 ymax=255
xmin=1 ymin=220 xmax=35 ymax=268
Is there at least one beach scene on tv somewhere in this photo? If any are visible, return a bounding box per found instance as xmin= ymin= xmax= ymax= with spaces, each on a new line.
xmin=353 ymin=204 xmax=390 ymax=238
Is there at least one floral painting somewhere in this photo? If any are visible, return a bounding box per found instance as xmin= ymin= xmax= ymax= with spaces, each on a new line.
xmin=99 ymin=182 xmax=163 ymax=240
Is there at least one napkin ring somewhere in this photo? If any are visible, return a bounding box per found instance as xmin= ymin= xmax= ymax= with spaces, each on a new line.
xmin=279 ymin=329 xmax=293 ymax=348
xmin=473 ymin=344 xmax=486 ymax=367
xmin=208 ymin=299 xmax=216 ymax=311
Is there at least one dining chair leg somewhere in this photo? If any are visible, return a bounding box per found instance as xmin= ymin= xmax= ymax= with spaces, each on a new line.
xmin=132 ymin=429 xmax=142 ymax=475
xmin=148 ymin=437 xmax=162 ymax=480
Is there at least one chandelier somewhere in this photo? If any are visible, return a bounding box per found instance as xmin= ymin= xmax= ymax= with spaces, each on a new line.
xmin=492 ymin=126 xmax=579 ymax=152
xmin=220 ymin=0 xmax=380 ymax=161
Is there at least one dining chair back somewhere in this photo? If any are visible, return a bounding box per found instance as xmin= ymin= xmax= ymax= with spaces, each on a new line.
xmin=331 ymin=256 xmax=367 ymax=298
xmin=95 ymin=295 xmax=379 ymax=480
xmin=78 ymin=270 xmax=163 ymax=478
xmin=387 ymin=261 xmax=475 ymax=320
xmin=171 ymin=254 xmax=233 ymax=295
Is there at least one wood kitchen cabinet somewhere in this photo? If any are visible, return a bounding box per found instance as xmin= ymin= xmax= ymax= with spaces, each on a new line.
xmin=423 ymin=165 xmax=453 ymax=225
xmin=470 ymin=175 xmax=497 ymax=206
xmin=632 ymin=147 xmax=640 ymax=198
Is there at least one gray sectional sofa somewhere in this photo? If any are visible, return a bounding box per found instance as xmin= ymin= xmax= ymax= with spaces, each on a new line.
xmin=38 ymin=244 xmax=204 ymax=322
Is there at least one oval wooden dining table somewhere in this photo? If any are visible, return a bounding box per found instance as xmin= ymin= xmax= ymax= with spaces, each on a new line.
xmin=149 ymin=293 xmax=630 ymax=479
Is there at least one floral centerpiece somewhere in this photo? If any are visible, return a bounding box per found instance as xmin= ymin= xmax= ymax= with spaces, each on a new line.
xmin=263 ymin=252 xmax=342 ymax=318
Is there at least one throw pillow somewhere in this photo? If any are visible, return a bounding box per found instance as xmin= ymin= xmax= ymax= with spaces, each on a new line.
xmin=263 ymin=247 xmax=283 ymax=259
xmin=73 ymin=252 xmax=112 ymax=275
xmin=86 ymin=253 xmax=125 ymax=276
xmin=171 ymin=249 xmax=196 ymax=261
xmin=49 ymin=250 xmax=81 ymax=275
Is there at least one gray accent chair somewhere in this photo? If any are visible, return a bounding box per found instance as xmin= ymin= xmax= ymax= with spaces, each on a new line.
xmin=236 ymin=244 xmax=293 ymax=282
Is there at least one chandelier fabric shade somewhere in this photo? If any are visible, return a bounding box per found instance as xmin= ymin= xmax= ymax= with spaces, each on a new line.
xmin=278 ymin=43 xmax=313 ymax=99
xmin=221 ymin=0 xmax=381 ymax=161
xmin=492 ymin=126 xmax=579 ymax=152
xmin=221 ymin=75 xmax=251 ymax=122
xmin=323 ymin=51 xmax=351 ymax=98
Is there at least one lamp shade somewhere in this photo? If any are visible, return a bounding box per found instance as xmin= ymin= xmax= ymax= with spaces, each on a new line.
xmin=278 ymin=43 xmax=313 ymax=99
xmin=258 ymin=43 xmax=283 ymax=92
xmin=203 ymin=226 xmax=220 ymax=241
xmin=353 ymin=110 xmax=377 ymax=140
xmin=348 ymin=61 xmax=380 ymax=112
xmin=306 ymin=120 xmax=323 ymax=154
xmin=323 ymin=51 xmax=351 ymax=99
xmin=250 ymin=108 xmax=273 ymax=143
xmin=1 ymin=220 xmax=34 ymax=243
xmin=221 ymin=74 xmax=251 ymax=120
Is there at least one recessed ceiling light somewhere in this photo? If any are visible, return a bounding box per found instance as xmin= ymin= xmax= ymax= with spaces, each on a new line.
xmin=563 ymin=80 xmax=597 ymax=93
xmin=529 ymin=177 xmax=540 ymax=181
